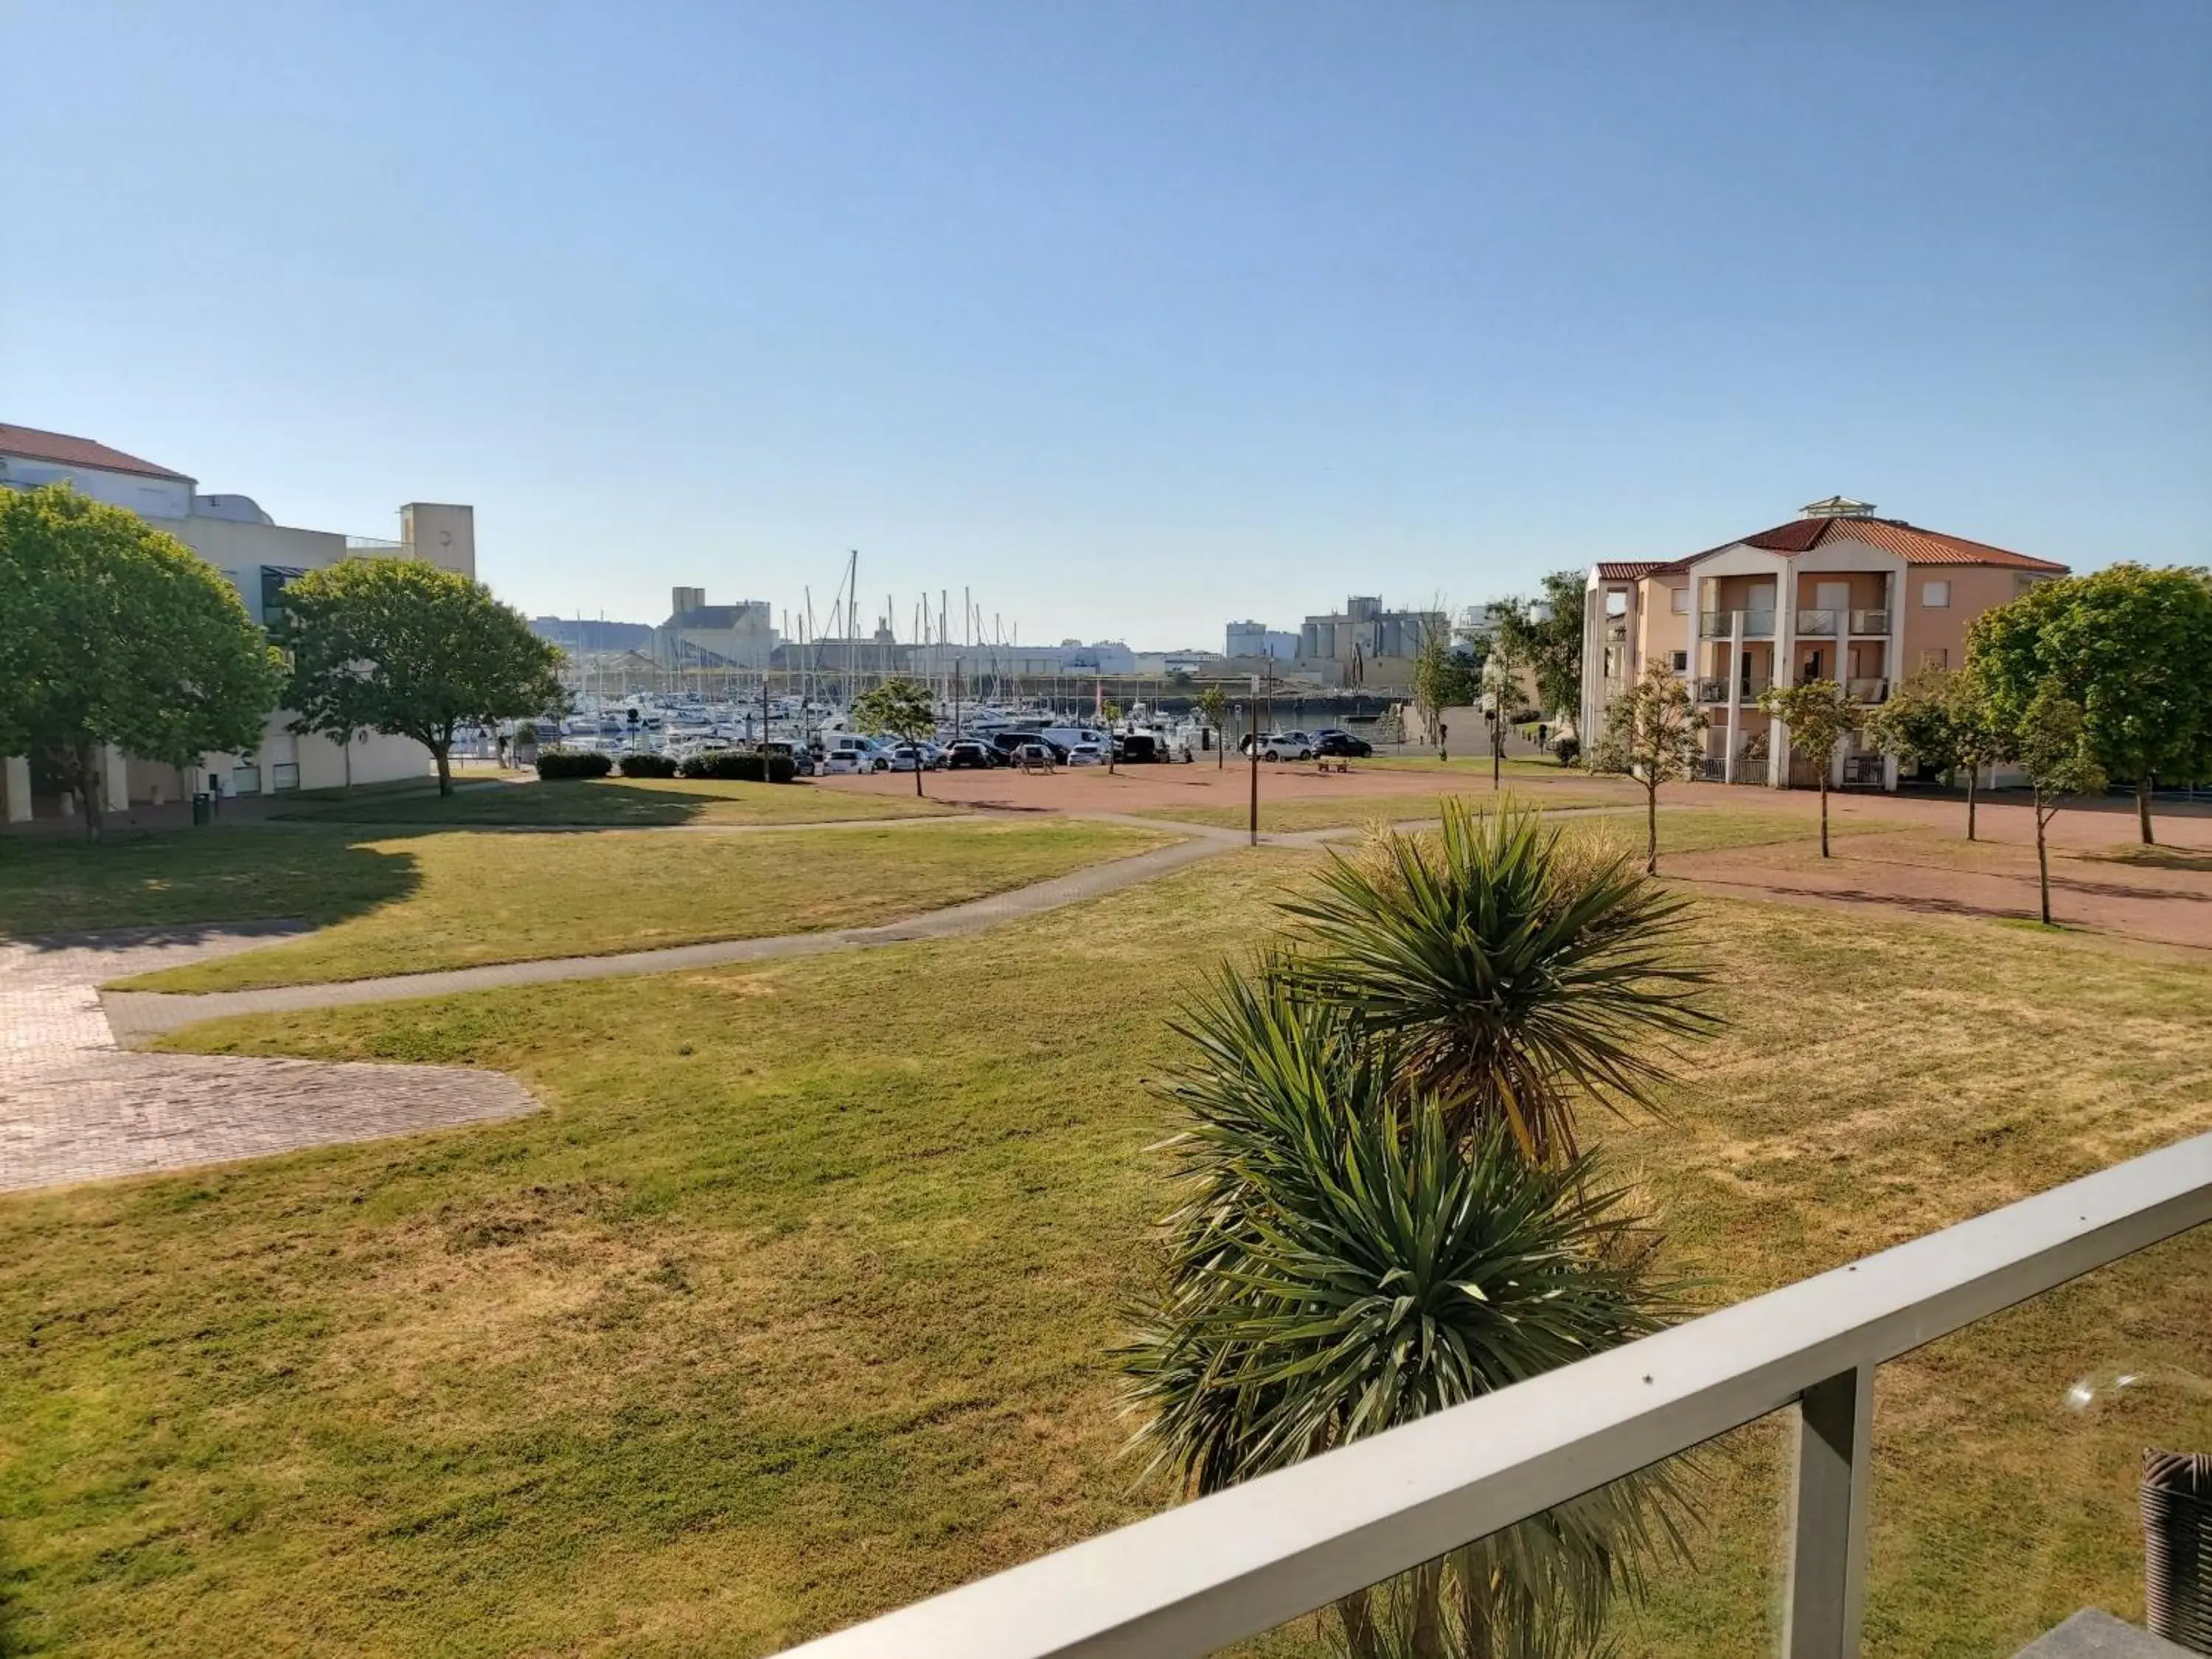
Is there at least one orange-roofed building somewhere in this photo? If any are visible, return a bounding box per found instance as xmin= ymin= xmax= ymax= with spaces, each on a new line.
xmin=1577 ymin=497 xmax=2068 ymax=790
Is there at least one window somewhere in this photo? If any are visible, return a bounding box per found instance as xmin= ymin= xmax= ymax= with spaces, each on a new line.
xmin=1919 ymin=647 xmax=1948 ymax=669
xmin=1670 ymin=650 xmax=1689 ymax=672
xmin=1922 ymin=580 xmax=1950 ymax=608
xmin=1669 ymin=588 xmax=1689 ymax=614
xmin=232 ymin=764 xmax=262 ymax=796
xmin=271 ymin=762 xmax=301 ymax=792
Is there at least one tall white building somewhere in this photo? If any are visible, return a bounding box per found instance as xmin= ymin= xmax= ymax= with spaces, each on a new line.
xmin=1 ymin=422 xmax=479 ymax=821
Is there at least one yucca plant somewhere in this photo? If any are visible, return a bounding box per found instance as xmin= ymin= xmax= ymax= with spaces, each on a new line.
xmin=1279 ymin=801 xmax=1716 ymax=1164
xmin=1124 ymin=972 xmax=1692 ymax=1658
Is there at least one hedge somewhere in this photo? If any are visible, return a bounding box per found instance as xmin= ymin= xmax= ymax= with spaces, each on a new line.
xmin=536 ymin=749 xmax=613 ymax=779
xmin=678 ymin=749 xmax=796 ymax=784
xmin=617 ymin=751 xmax=680 ymax=778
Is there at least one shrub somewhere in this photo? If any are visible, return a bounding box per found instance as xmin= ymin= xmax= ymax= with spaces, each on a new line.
xmin=1551 ymin=733 xmax=1581 ymax=768
xmin=677 ymin=749 xmax=796 ymax=784
xmin=617 ymin=751 xmax=679 ymax=779
xmin=535 ymin=748 xmax=612 ymax=779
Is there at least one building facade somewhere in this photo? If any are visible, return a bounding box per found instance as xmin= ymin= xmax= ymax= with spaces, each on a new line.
xmin=1224 ymin=620 xmax=1298 ymax=661
xmin=1 ymin=422 xmax=479 ymax=820
xmin=1576 ymin=498 xmax=2069 ymax=789
xmin=651 ymin=588 xmax=777 ymax=669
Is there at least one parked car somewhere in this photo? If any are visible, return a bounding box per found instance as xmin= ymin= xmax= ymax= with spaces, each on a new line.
xmin=1312 ymin=729 xmax=1373 ymax=758
xmin=1065 ymin=740 xmax=1107 ymax=766
xmin=821 ymin=737 xmax=891 ymax=773
xmin=944 ymin=739 xmax=1001 ymax=769
xmin=1256 ymin=732 xmax=1312 ymax=761
xmin=1113 ymin=732 xmax=1160 ymax=764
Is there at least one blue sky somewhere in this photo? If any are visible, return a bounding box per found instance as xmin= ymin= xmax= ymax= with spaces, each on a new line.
xmin=4 ymin=1 xmax=2205 ymax=647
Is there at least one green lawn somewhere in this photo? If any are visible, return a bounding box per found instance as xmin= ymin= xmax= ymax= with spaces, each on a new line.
xmin=111 ymin=820 xmax=1169 ymax=992
xmin=4 ymin=846 xmax=2209 ymax=1657
xmin=282 ymin=776 xmax=961 ymax=827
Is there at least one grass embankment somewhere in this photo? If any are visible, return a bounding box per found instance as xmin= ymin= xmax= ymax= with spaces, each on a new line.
xmin=284 ymin=776 xmax=960 ymax=827
xmin=111 ymin=820 xmax=1170 ymax=992
xmin=4 ymin=841 xmax=2209 ymax=1656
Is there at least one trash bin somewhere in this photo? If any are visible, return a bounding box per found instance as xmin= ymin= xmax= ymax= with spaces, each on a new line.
xmin=2143 ymin=1448 xmax=2211 ymax=1652
xmin=191 ymin=791 xmax=213 ymax=827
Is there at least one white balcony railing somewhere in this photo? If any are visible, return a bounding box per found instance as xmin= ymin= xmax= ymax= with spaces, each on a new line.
xmin=1700 ymin=610 xmax=1776 ymax=639
xmin=1849 ymin=609 xmax=1891 ymax=635
xmin=1796 ymin=608 xmax=1840 ymax=636
xmin=785 ymin=1132 xmax=2212 ymax=1659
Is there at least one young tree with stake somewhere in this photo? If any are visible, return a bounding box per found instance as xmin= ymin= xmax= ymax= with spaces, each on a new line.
xmin=1865 ymin=664 xmax=2011 ymax=841
xmin=1758 ymin=679 xmax=1863 ymax=858
xmin=1195 ymin=684 xmax=1229 ymax=768
xmin=279 ymin=557 xmax=565 ymax=796
xmin=2014 ymin=681 xmax=2107 ymax=926
xmin=1590 ymin=661 xmax=1708 ymax=874
xmin=852 ymin=677 xmax=937 ymax=796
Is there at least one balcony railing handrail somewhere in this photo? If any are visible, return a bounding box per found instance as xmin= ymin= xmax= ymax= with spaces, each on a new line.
xmin=784 ymin=1130 xmax=2212 ymax=1659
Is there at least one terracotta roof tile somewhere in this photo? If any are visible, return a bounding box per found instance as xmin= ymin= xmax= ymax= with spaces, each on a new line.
xmin=1671 ymin=515 xmax=2067 ymax=573
xmin=0 ymin=423 xmax=193 ymax=483
xmin=1594 ymin=560 xmax=1670 ymax=580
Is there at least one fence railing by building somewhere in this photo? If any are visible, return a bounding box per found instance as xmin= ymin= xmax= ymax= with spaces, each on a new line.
xmin=784 ymin=1131 xmax=2212 ymax=1659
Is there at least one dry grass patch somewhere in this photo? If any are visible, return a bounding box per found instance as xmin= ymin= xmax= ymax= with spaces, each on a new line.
xmin=284 ymin=775 xmax=961 ymax=827
xmin=115 ymin=820 xmax=1170 ymax=992
xmin=4 ymin=849 xmax=2210 ymax=1656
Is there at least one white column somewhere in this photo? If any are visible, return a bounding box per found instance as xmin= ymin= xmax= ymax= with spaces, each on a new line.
xmin=1770 ymin=587 xmax=1795 ymax=787
xmin=1 ymin=755 xmax=29 ymax=823
xmin=1723 ymin=610 xmax=1744 ymax=783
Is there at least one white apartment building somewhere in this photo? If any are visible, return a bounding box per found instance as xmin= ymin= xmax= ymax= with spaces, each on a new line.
xmin=1577 ymin=496 xmax=2069 ymax=789
xmin=1 ymin=422 xmax=479 ymax=821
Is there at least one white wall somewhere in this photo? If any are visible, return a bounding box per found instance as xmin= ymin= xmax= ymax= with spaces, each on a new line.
xmin=1 ymin=459 xmax=193 ymax=517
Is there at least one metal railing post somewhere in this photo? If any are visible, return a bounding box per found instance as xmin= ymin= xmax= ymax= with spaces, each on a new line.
xmin=1785 ymin=1366 xmax=1875 ymax=1659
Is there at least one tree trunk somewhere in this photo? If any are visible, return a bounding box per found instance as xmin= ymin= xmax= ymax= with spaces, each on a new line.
xmin=2138 ymin=773 xmax=2155 ymax=845
xmin=75 ymin=743 xmax=102 ymax=843
xmin=2037 ymin=804 xmax=2053 ymax=925
xmin=1819 ymin=779 xmax=1831 ymax=858
xmin=913 ymin=748 xmax=924 ymax=796
xmin=1492 ymin=723 xmax=1501 ymax=790
xmin=1966 ymin=765 xmax=1978 ymax=842
xmin=433 ymin=740 xmax=453 ymax=796
xmin=1646 ymin=780 xmax=1659 ymax=875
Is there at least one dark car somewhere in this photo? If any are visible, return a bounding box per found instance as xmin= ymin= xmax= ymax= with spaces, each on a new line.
xmin=1112 ymin=732 xmax=1160 ymax=764
xmin=945 ymin=739 xmax=1001 ymax=769
xmin=1313 ymin=729 xmax=1373 ymax=758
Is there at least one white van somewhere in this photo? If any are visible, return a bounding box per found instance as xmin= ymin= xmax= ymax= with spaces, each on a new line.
xmin=820 ymin=737 xmax=890 ymax=774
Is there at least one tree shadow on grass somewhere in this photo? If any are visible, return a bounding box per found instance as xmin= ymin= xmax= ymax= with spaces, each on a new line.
xmin=276 ymin=779 xmax=734 ymax=828
xmin=0 ymin=826 xmax=422 ymax=942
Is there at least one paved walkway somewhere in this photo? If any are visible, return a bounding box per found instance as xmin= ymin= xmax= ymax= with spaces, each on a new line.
xmin=102 ymin=833 xmax=1239 ymax=1041
xmin=1 ymin=929 xmax=538 ymax=1193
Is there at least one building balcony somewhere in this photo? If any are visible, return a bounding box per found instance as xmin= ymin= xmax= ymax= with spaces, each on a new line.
xmin=1850 ymin=608 xmax=1891 ymax=635
xmin=1846 ymin=676 xmax=1889 ymax=703
xmin=1694 ymin=676 xmax=1773 ymax=703
xmin=782 ymin=1134 xmax=2212 ymax=1659
xmin=1699 ymin=610 xmax=1775 ymax=640
xmin=1796 ymin=608 xmax=1840 ymax=636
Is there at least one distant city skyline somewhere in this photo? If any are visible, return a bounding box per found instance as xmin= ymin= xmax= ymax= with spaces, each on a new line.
xmin=5 ymin=1 xmax=2205 ymax=644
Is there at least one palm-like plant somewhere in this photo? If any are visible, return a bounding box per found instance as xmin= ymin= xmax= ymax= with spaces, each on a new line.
xmin=1279 ymin=802 xmax=1715 ymax=1164
xmin=1124 ymin=973 xmax=1692 ymax=1658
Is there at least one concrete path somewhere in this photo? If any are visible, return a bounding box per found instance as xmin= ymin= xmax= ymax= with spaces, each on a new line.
xmin=102 ymin=833 xmax=1237 ymax=1041
xmin=1 ymin=928 xmax=537 ymax=1194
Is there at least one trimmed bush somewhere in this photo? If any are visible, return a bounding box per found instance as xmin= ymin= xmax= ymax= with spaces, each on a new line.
xmin=678 ymin=749 xmax=797 ymax=784
xmin=536 ymin=749 xmax=613 ymax=780
xmin=1551 ymin=734 xmax=1582 ymax=768
xmin=617 ymin=751 xmax=680 ymax=779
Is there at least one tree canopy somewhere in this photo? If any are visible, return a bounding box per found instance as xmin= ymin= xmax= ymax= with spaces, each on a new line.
xmin=1967 ymin=565 xmax=2212 ymax=843
xmin=277 ymin=557 xmax=565 ymax=796
xmin=1489 ymin=570 xmax=1587 ymax=723
xmin=2015 ymin=682 xmax=2107 ymax=925
xmin=0 ymin=483 xmax=280 ymax=835
xmin=1590 ymin=663 xmax=1708 ymax=873
xmin=852 ymin=677 xmax=937 ymax=794
xmin=1757 ymin=679 xmax=1863 ymax=858
xmin=1411 ymin=634 xmax=1482 ymax=759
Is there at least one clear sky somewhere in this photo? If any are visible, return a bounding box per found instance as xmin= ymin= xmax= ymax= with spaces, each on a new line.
xmin=4 ymin=1 xmax=2205 ymax=648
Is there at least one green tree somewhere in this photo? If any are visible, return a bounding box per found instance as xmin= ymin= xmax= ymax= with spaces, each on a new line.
xmin=2015 ymin=681 xmax=2107 ymax=927
xmin=1413 ymin=636 xmax=1481 ymax=763
xmin=278 ymin=557 xmax=565 ymax=796
xmin=1968 ymin=565 xmax=2212 ymax=844
xmin=1281 ymin=801 xmax=1716 ymax=1164
xmin=1589 ymin=663 xmax=1708 ymax=874
xmin=1491 ymin=571 xmax=1587 ymax=726
xmin=1757 ymin=680 xmax=1863 ymax=858
xmin=852 ymin=676 xmax=938 ymax=796
xmin=1124 ymin=811 xmax=1712 ymax=1655
xmin=1864 ymin=665 xmax=2012 ymax=841
xmin=0 ymin=484 xmax=279 ymax=838
xmin=1195 ymin=684 xmax=1230 ymax=768
xmin=1099 ymin=698 xmax=1123 ymax=774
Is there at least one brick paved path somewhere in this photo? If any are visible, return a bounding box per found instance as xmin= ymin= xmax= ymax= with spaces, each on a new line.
xmin=1 ymin=929 xmax=536 ymax=1193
